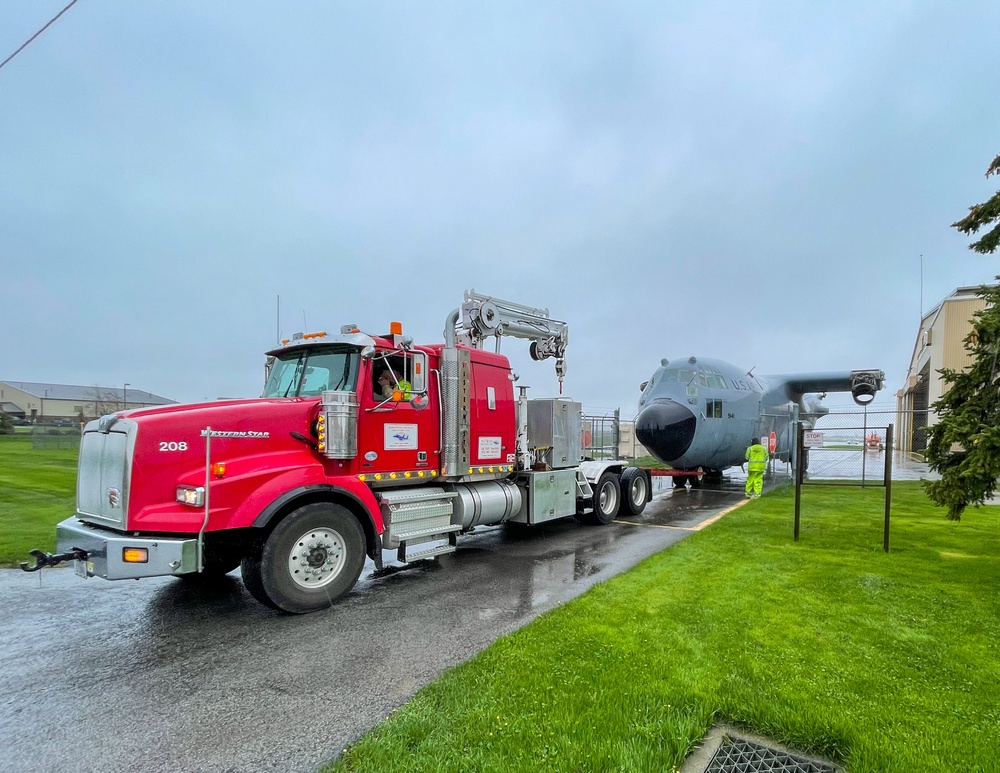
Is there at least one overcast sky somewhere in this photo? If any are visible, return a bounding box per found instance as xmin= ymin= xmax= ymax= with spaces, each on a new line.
xmin=2 ymin=1 xmax=998 ymax=417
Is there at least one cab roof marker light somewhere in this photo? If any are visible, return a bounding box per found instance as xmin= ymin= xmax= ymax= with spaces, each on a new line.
xmin=389 ymin=321 xmax=403 ymax=335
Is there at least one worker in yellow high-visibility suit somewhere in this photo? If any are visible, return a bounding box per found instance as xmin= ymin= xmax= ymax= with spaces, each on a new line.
xmin=745 ymin=438 xmax=769 ymax=499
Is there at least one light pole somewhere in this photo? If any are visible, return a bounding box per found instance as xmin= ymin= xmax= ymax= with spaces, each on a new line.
xmin=123 ymin=383 xmax=130 ymax=411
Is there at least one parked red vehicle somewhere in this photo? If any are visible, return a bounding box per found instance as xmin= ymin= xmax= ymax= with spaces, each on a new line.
xmin=24 ymin=292 xmax=650 ymax=613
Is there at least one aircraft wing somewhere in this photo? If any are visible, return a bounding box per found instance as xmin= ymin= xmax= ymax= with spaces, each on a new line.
xmin=767 ymin=369 xmax=885 ymax=404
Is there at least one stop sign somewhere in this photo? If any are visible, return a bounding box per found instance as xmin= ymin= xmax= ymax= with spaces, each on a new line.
xmin=768 ymin=432 xmax=777 ymax=452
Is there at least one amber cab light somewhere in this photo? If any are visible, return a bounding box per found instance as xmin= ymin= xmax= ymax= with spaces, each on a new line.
xmin=123 ymin=548 xmax=149 ymax=564
xmin=211 ymin=462 xmax=226 ymax=478
xmin=389 ymin=321 xmax=403 ymax=335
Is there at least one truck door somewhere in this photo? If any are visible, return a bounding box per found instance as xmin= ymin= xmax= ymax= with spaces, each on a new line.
xmin=357 ymin=351 xmax=439 ymax=478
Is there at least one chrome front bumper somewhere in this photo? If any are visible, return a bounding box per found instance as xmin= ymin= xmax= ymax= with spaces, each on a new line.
xmin=56 ymin=517 xmax=200 ymax=580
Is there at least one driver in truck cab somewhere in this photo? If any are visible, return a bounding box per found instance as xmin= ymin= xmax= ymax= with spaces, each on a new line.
xmin=376 ymin=366 xmax=411 ymax=400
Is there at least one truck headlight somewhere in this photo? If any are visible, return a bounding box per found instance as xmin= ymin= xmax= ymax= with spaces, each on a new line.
xmin=176 ymin=486 xmax=205 ymax=507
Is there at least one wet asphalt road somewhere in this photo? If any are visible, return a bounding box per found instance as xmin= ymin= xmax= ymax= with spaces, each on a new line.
xmin=1 ymin=475 xmax=755 ymax=773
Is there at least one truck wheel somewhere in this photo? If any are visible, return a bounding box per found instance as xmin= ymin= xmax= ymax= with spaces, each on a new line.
xmin=255 ymin=503 xmax=366 ymax=614
xmin=240 ymin=553 xmax=280 ymax=610
xmin=590 ymin=471 xmax=621 ymax=525
xmin=619 ymin=468 xmax=649 ymax=516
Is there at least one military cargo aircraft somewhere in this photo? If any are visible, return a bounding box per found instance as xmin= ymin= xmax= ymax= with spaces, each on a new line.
xmin=633 ymin=356 xmax=884 ymax=486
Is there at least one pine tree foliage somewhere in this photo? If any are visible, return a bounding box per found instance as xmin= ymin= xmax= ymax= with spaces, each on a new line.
xmin=952 ymin=154 xmax=1000 ymax=254
xmin=924 ymin=153 xmax=1000 ymax=520
xmin=924 ymin=283 xmax=1000 ymax=519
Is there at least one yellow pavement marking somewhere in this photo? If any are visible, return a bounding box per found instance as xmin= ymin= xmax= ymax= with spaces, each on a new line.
xmin=614 ymin=498 xmax=751 ymax=531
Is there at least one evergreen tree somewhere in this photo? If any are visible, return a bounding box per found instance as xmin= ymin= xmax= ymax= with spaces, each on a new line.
xmin=0 ymin=411 xmax=12 ymax=435
xmin=924 ymin=154 xmax=1000 ymax=519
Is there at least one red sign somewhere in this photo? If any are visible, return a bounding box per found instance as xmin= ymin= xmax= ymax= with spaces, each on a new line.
xmin=768 ymin=432 xmax=777 ymax=453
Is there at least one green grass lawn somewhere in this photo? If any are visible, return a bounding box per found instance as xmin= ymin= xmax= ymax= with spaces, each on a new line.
xmin=2 ymin=435 xmax=998 ymax=770
xmin=329 ymin=483 xmax=1000 ymax=773
xmin=0 ymin=435 xmax=77 ymax=565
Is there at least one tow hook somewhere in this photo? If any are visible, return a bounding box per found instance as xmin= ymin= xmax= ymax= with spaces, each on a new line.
xmin=20 ymin=548 xmax=89 ymax=573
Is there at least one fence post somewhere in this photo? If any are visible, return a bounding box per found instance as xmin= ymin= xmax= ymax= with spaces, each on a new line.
xmin=794 ymin=423 xmax=803 ymax=541
xmin=883 ymin=423 xmax=893 ymax=553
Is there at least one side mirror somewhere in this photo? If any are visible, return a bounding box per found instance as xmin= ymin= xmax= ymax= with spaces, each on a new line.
xmin=360 ymin=345 xmax=375 ymax=359
xmin=409 ymin=351 xmax=428 ymax=393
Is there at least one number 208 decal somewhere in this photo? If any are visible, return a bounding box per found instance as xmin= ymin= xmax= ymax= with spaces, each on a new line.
xmin=159 ymin=441 xmax=188 ymax=452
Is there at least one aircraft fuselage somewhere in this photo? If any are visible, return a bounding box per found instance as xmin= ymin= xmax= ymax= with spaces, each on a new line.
xmin=633 ymin=356 xmax=884 ymax=475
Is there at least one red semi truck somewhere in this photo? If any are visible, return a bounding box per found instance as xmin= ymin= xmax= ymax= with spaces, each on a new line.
xmin=24 ymin=291 xmax=651 ymax=613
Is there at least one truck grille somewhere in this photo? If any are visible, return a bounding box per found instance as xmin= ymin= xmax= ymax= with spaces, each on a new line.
xmin=76 ymin=418 xmax=136 ymax=530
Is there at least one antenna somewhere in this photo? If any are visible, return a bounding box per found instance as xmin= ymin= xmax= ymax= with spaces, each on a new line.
xmin=276 ymin=295 xmax=280 ymax=345
xmin=920 ymin=253 xmax=923 ymax=319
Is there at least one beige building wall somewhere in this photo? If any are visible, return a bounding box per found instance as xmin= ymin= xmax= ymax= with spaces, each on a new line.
xmin=0 ymin=384 xmax=108 ymax=421
xmin=0 ymin=385 xmax=49 ymax=420
xmin=618 ymin=420 xmax=648 ymax=459
xmin=0 ymin=382 xmax=172 ymax=422
xmin=896 ymin=287 xmax=989 ymax=452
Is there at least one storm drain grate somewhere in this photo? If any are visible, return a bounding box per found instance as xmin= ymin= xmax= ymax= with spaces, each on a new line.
xmin=705 ymin=736 xmax=837 ymax=773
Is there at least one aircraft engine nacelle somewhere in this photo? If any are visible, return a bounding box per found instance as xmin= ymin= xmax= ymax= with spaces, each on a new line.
xmin=849 ymin=370 xmax=885 ymax=406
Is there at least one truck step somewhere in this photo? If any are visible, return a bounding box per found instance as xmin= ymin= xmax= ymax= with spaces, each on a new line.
xmin=391 ymin=523 xmax=462 ymax=543
xmin=398 ymin=532 xmax=458 ymax=563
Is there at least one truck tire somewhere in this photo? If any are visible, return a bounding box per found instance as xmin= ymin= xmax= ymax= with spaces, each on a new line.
xmin=253 ymin=503 xmax=366 ymax=614
xmin=240 ymin=552 xmax=280 ymax=610
xmin=619 ymin=468 xmax=649 ymax=516
xmin=589 ymin=470 xmax=621 ymax=525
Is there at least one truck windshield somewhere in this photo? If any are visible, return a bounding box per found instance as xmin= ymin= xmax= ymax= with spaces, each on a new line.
xmin=263 ymin=346 xmax=360 ymax=398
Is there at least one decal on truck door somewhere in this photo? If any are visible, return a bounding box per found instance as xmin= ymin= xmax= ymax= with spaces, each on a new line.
xmin=478 ymin=436 xmax=502 ymax=459
xmin=384 ymin=424 xmax=418 ymax=450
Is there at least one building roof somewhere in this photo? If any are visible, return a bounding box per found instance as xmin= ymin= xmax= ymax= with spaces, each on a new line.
xmin=1 ymin=401 xmax=25 ymax=415
xmin=0 ymin=381 xmax=175 ymax=405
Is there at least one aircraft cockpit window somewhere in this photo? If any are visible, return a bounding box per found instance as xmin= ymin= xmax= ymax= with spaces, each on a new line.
xmin=706 ymin=374 xmax=728 ymax=389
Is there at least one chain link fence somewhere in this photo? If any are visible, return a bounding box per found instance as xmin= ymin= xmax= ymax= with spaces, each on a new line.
xmin=800 ymin=409 xmax=933 ymax=484
xmin=31 ymin=424 xmax=82 ymax=451
xmin=581 ymin=408 xmax=649 ymax=461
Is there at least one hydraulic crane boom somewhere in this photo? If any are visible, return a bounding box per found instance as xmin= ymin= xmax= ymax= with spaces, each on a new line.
xmin=454 ymin=289 xmax=570 ymax=390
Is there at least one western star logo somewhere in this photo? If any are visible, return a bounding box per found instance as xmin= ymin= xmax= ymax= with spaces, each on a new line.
xmin=199 ymin=430 xmax=271 ymax=439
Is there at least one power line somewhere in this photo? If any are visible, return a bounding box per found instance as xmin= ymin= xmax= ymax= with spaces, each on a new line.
xmin=0 ymin=0 xmax=81 ymax=73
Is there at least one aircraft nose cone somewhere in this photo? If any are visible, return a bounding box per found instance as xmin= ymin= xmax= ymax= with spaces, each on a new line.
xmin=635 ymin=400 xmax=697 ymax=463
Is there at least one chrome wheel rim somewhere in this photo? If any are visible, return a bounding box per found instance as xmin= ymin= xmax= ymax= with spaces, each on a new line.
xmin=287 ymin=528 xmax=347 ymax=589
xmin=629 ymin=476 xmax=648 ymax=508
xmin=599 ymin=481 xmax=618 ymax=516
